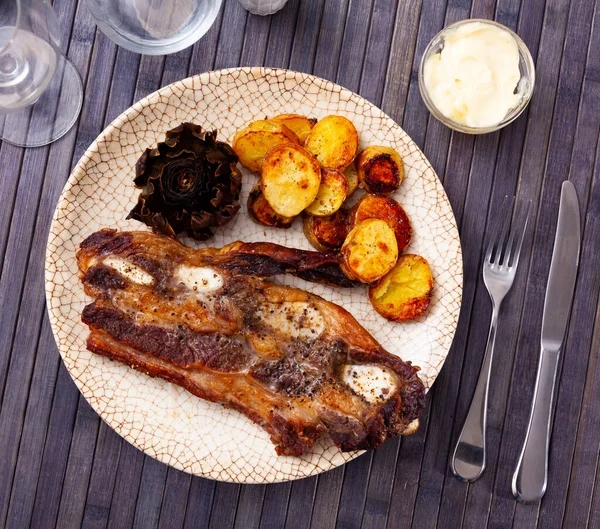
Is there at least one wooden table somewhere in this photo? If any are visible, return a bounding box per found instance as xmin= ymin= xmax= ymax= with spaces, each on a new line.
xmin=1 ymin=0 xmax=599 ymax=527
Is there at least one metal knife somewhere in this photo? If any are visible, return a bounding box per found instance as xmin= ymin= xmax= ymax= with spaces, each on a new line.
xmin=511 ymin=181 xmax=581 ymax=503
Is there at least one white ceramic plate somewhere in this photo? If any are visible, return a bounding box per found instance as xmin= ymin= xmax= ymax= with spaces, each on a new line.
xmin=45 ymin=67 xmax=462 ymax=483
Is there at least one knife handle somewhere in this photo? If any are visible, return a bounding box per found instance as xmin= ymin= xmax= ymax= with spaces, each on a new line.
xmin=511 ymin=347 xmax=560 ymax=502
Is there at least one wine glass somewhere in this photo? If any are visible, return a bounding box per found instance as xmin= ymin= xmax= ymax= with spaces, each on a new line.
xmin=0 ymin=0 xmax=83 ymax=147
xmin=86 ymin=0 xmax=222 ymax=55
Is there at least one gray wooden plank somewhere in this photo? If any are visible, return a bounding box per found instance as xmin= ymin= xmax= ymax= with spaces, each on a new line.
xmin=384 ymin=403 xmax=432 ymax=529
xmin=380 ymin=0 xmax=424 ymax=124
xmin=106 ymin=441 xmax=146 ymax=529
xmin=258 ymin=482 xmax=292 ymax=529
xmin=310 ymin=466 xmax=345 ymax=529
xmin=132 ymin=458 xmax=168 ymax=529
xmin=360 ymin=438 xmax=400 ymax=529
xmin=157 ymin=468 xmax=193 ymax=529
xmin=233 ymin=485 xmax=266 ymax=529
xmin=182 ymin=477 xmax=216 ymax=529
xmin=213 ymin=0 xmax=248 ymax=70
xmin=312 ymin=0 xmax=349 ymax=81
xmin=240 ymin=13 xmax=272 ymax=65
xmin=3 ymin=321 xmax=60 ymax=529
xmin=357 ymin=0 xmax=399 ymax=104
xmin=0 ymin=144 xmax=25 ymax=275
xmin=208 ymin=483 xmax=241 ymax=529
xmin=584 ymin=294 xmax=600 ymax=529
xmin=335 ymin=0 xmax=373 ymax=92
xmin=284 ymin=477 xmax=318 ymax=529
xmin=28 ymin=365 xmax=80 ymax=529
xmin=80 ymin=425 xmax=123 ymax=529
xmin=335 ymin=454 xmax=373 ymax=529
xmin=263 ymin=0 xmax=301 ymax=68
xmin=0 ymin=145 xmax=52 ymax=522
xmin=399 ymin=0 xmax=449 ymax=148
xmin=288 ymin=0 xmax=325 ymax=73
xmin=54 ymin=397 xmax=104 ymax=529
xmin=188 ymin=4 xmax=224 ymax=75
xmin=162 ymin=48 xmax=194 ymax=87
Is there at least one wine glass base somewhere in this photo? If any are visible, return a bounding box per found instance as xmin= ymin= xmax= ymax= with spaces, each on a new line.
xmin=0 ymin=55 xmax=83 ymax=148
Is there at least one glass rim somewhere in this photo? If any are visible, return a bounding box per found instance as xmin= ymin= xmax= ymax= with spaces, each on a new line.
xmin=418 ymin=18 xmax=536 ymax=134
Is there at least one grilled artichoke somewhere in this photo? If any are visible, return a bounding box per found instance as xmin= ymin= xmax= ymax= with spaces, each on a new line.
xmin=127 ymin=123 xmax=242 ymax=241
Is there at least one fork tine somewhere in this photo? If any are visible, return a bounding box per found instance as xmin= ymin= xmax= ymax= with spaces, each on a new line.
xmin=485 ymin=196 xmax=512 ymax=263
xmin=496 ymin=195 xmax=515 ymax=265
xmin=507 ymin=199 xmax=532 ymax=268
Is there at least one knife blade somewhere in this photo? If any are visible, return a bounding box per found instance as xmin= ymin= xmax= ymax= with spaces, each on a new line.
xmin=512 ymin=180 xmax=581 ymax=503
xmin=541 ymin=181 xmax=581 ymax=350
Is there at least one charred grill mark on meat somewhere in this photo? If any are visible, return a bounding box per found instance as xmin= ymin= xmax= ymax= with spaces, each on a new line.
xmin=78 ymin=229 xmax=426 ymax=455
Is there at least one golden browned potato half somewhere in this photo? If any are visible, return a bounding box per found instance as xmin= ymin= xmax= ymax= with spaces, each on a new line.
xmin=349 ymin=194 xmax=412 ymax=253
xmin=356 ymin=145 xmax=404 ymax=195
xmin=369 ymin=254 xmax=433 ymax=321
xmin=248 ymin=184 xmax=296 ymax=229
xmin=340 ymin=219 xmax=398 ymax=283
xmin=261 ymin=144 xmax=322 ymax=217
xmin=232 ymin=120 xmax=299 ymax=173
xmin=303 ymin=208 xmax=349 ymax=252
xmin=271 ymin=114 xmax=316 ymax=144
xmin=343 ymin=162 xmax=359 ymax=197
xmin=305 ymin=168 xmax=349 ymax=217
xmin=305 ymin=115 xmax=359 ymax=170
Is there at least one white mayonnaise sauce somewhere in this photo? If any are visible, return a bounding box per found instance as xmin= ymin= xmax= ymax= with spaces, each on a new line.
xmin=103 ymin=257 xmax=155 ymax=286
xmin=423 ymin=21 xmax=523 ymax=128
xmin=173 ymin=265 xmax=224 ymax=292
xmin=341 ymin=364 xmax=397 ymax=403
xmin=257 ymin=302 xmax=325 ymax=340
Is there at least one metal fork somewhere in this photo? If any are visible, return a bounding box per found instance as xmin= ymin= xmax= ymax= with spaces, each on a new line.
xmin=451 ymin=196 xmax=531 ymax=482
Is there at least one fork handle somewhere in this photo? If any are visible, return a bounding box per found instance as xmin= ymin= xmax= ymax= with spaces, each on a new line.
xmin=511 ymin=347 xmax=560 ymax=502
xmin=451 ymin=305 xmax=499 ymax=482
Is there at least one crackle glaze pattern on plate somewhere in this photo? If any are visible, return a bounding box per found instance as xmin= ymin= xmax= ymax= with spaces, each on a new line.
xmin=45 ymin=67 xmax=462 ymax=484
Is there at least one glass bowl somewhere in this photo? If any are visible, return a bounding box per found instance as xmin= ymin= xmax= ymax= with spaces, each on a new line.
xmin=86 ymin=0 xmax=222 ymax=56
xmin=418 ymin=19 xmax=535 ymax=134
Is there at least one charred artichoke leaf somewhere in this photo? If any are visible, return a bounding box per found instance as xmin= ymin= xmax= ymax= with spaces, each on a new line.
xmin=127 ymin=122 xmax=242 ymax=241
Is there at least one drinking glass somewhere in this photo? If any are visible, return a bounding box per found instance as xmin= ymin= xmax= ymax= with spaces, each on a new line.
xmin=0 ymin=0 xmax=83 ymax=147
xmin=86 ymin=0 xmax=222 ymax=55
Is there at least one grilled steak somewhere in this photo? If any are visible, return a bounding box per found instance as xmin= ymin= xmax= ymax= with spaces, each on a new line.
xmin=78 ymin=229 xmax=426 ymax=455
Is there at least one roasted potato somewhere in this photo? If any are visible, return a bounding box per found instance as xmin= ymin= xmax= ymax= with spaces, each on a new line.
xmin=303 ymin=208 xmax=349 ymax=252
xmin=356 ymin=145 xmax=404 ymax=195
xmin=305 ymin=115 xmax=359 ymax=170
xmin=232 ymin=120 xmax=299 ymax=173
xmin=340 ymin=219 xmax=398 ymax=283
xmin=349 ymin=194 xmax=412 ymax=253
xmin=248 ymin=184 xmax=296 ymax=229
xmin=343 ymin=162 xmax=359 ymax=197
xmin=271 ymin=114 xmax=316 ymax=143
xmin=369 ymin=254 xmax=433 ymax=321
xmin=262 ymin=144 xmax=322 ymax=217
xmin=305 ymin=168 xmax=349 ymax=217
